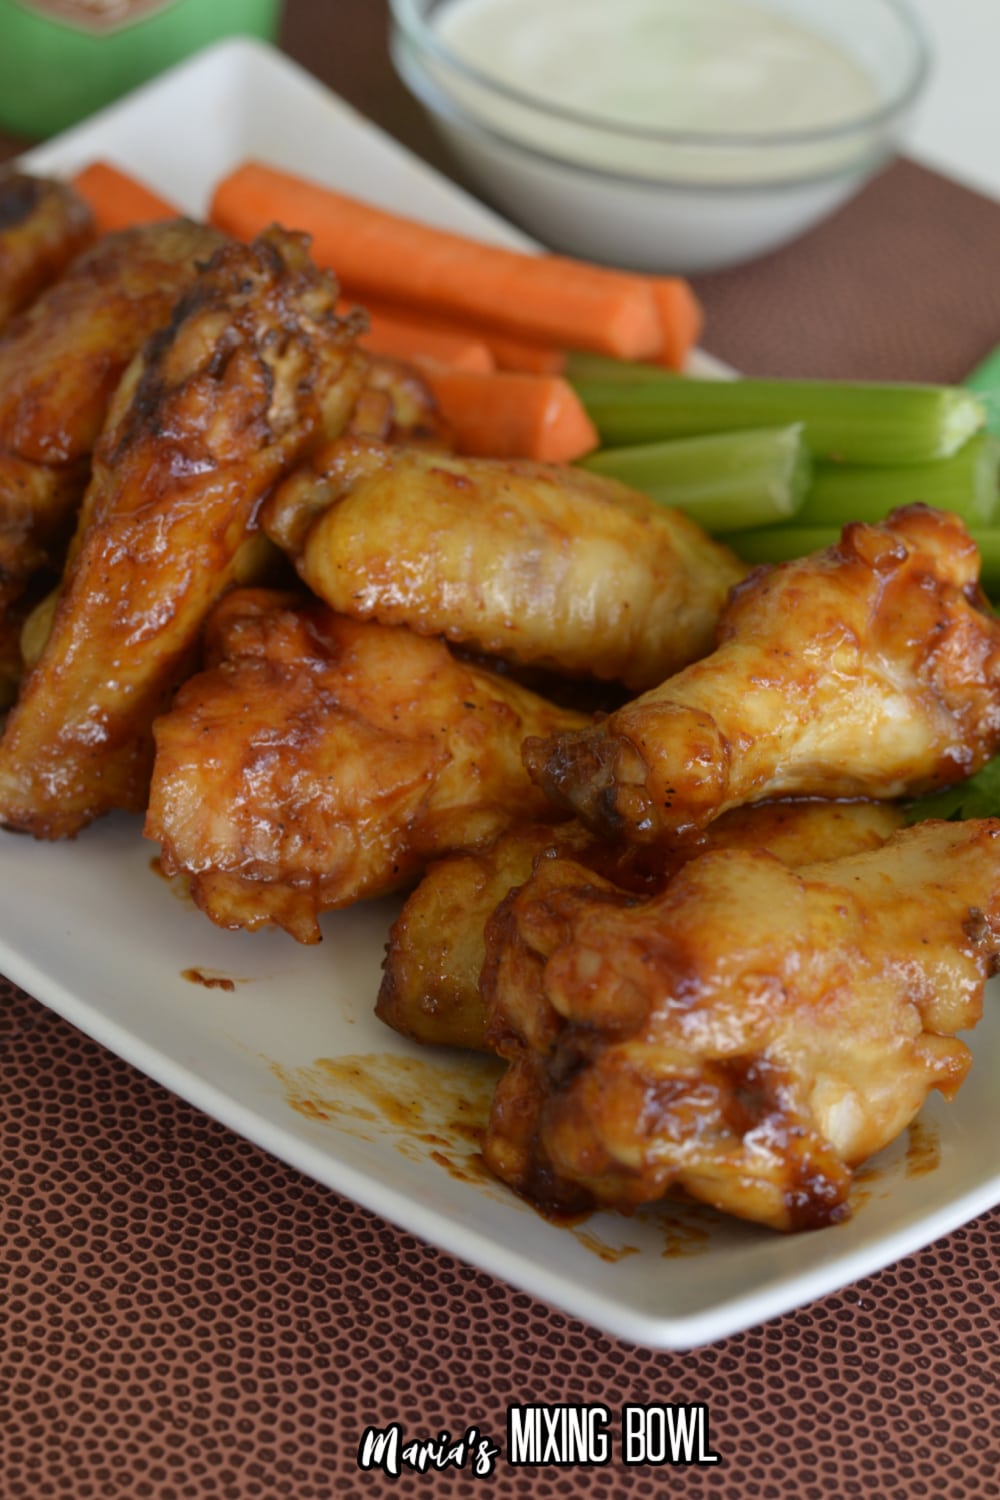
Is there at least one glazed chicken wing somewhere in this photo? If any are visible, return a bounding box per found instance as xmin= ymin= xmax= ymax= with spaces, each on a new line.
xmin=0 ymin=229 xmax=367 ymax=838
xmin=145 ymin=589 xmax=589 ymax=943
xmin=377 ymin=799 xmax=905 ymax=1052
xmin=525 ymin=505 xmax=1000 ymax=843
xmin=0 ymin=219 xmax=225 ymax=697
xmin=262 ymin=437 xmax=745 ymax=689
xmin=0 ymin=171 xmax=93 ymax=330
xmin=483 ymin=819 xmax=1000 ymax=1230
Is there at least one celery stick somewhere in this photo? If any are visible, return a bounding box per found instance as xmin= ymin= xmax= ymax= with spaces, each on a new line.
xmin=972 ymin=531 xmax=1000 ymax=592
xmin=726 ymin=526 xmax=840 ymax=565
xmin=801 ymin=432 xmax=1000 ymax=526
xmin=728 ymin=524 xmax=1000 ymax=594
xmin=565 ymin=351 xmax=676 ymax=384
xmin=963 ymin=344 xmax=1000 ymax=439
xmin=578 ymin=425 xmax=810 ymax=531
xmin=570 ymin=374 xmax=985 ymax=465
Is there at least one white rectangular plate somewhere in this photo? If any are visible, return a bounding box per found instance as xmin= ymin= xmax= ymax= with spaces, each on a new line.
xmin=8 ymin=38 xmax=1000 ymax=1350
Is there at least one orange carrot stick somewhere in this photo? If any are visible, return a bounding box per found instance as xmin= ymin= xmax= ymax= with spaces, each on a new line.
xmin=72 ymin=161 xmax=180 ymax=235
xmin=210 ymin=161 xmax=664 ymax=359
xmin=649 ymin=276 xmax=704 ymax=370
xmin=485 ymin=332 xmax=566 ymax=376
xmin=421 ymin=368 xmax=598 ymax=462
xmin=341 ymin=287 xmax=563 ymax=374
xmin=343 ymin=302 xmax=495 ymax=372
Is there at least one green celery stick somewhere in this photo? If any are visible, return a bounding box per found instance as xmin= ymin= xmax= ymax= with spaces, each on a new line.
xmin=801 ymin=432 xmax=1000 ymax=526
xmin=578 ymin=424 xmax=811 ymax=532
xmin=727 ymin=524 xmax=1000 ymax=594
xmin=725 ymin=526 xmax=840 ymax=565
xmin=964 ymin=343 xmax=1000 ymax=439
xmin=564 ymin=351 xmax=678 ymax=384
xmin=569 ymin=373 xmax=985 ymax=465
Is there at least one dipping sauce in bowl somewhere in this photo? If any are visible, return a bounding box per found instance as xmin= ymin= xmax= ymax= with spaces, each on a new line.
xmin=391 ymin=0 xmax=929 ymax=270
xmin=437 ymin=0 xmax=879 ymax=147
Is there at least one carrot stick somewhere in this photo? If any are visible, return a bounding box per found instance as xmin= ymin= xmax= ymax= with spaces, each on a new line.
xmin=210 ymin=161 xmax=665 ymax=359
xmin=71 ymin=161 xmax=180 ymax=235
xmin=421 ymin=368 xmax=598 ymax=462
xmin=341 ymin=287 xmax=563 ymax=374
xmin=343 ymin=302 xmax=495 ymax=372
xmin=649 ymin=276 xmax=704 ymax=370
xmin=485 ymin=332 xmax=566 ymax=376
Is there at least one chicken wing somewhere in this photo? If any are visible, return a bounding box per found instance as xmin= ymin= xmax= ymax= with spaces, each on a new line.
xmin=483 ymin=819 xmax=1000 ymax=1230
xmin=145 ymin=589 xmax=589 ymax=943
xmin=0 ymin=229 xmax=367 ymax=839
xmin=376 ymin=799 xmax=905 ymax=1052
xmin=524 ymin=505 xmax=1000 ymax=843
xmin=261 ymin=437 xmax=745 ymax=689
xmin=0 ymin=218 xmax=226 ymax=698
xmin=0 ymin=171 xmax=93 ymax=330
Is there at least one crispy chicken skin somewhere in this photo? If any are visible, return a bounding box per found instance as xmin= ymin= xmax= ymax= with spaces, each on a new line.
xmin=145 ymin=589 xmax=589 ymax=943
xmin=0 ymin=219 xmax=226 ymax=697
xmin=377 ymin=799 xmax=905 ymax=1052
xmin=0 ymin=229 xmax=367 ymax=839
xmin=482 ymin=819 xmax=1000 ymax=1230
xmin=0 ymin=171 xmax=94 ymax=330
xmin=261 ymin=437 xmax=745 ymax=690
xmin=524 ymin=506 xmax=1000 ymax=843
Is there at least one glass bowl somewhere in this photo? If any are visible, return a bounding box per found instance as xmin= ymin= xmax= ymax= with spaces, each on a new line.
xmin=389 ymin=0 xmax=930 ymax=272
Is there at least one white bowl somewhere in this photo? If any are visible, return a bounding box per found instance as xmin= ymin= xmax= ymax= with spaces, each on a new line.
xmin=389 ymin=0 xmax=930 ymax=273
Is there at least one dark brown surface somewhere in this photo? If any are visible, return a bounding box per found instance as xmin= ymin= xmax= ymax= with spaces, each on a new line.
xmin=3 ymin=976 xmax=1000 ymax=1500
xmin=2 ymin=2 xmax=1000 ymax=1496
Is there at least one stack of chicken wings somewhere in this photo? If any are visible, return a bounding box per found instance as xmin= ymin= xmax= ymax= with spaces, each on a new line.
xmin=4 ymin=167 xmax=1000 ymax=1237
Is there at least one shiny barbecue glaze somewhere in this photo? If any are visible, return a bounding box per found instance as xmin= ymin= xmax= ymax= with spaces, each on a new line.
xmin=0 ymin=218 xmax=225 ymax=699
xmin=377 ymin=798 xmax=904 ymax=1053
xmin=0 ymin=229 xmax=367 ymax=838
xmin=145 ymin=588 xmax=589 ymax=943
xmin=482 ymin=819 xmax=1000 ymax=1230
xmin=524 ymin=505 xmax=1000 ymax=842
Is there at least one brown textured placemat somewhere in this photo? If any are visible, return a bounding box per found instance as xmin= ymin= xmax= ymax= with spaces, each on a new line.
xmin=3 ymin=978 xmax=999 ymax=1500
xmin=689 ymin=158 xmax=1000 ymax=383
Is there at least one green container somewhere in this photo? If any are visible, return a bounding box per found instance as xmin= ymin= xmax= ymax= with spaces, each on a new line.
xmin=0 ymin=0 xmax=282 ymax=137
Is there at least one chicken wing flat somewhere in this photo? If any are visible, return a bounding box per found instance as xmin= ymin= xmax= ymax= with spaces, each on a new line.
xmin=525 ymin=505 xmax=1000 ymax=843
xmin=377 ymin=799 xmax=905 ymax=1052
xmin=0 ymin=229 xmax=367 ymax=839
xmin=262 ymin=437 xmax=745 ymax=690
xmin=145 ymin=589 xmax=589 ymax=943
xmin=483 ymin=819 xmax=1000 ymax=1230
xmin=0 ymin=171 xmax=93 ymax=330
xmin=0 ymin=218 xmax=226 ymax=697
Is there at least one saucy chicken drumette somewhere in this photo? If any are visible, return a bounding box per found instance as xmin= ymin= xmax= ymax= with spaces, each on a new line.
xmin=524 ymin=505 xmax=1000 ymax=841
xmin=377 ymin=800 xmax=906 ymax=1052
xmin=0 ymin=218 xmax=226 ymax=702
xmin=482 ymin=819 xmax=1000 ymax=1231
xmin=0 ymin=227 xmax=367 ymax=838
xmin=146 ymin=589 xmax=588 ymax=943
